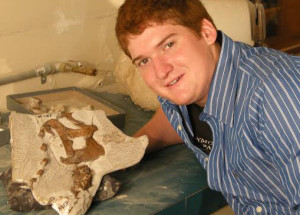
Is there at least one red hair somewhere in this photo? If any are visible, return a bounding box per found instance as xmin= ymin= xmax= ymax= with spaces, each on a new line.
xmin=115 ymin=0 xmax=215 ymax=57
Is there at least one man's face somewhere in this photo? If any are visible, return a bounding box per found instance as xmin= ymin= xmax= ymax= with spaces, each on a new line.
xmin=127 ymin=21 xmax=219 ymax=106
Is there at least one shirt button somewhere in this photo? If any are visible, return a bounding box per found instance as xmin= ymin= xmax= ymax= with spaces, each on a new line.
xmin=204 ymin=157 xmax=209 ymax=162
xmin=256 ymin=206 xmax=262 ymax=213
xmin=177 ymin=125 xmax=182 ymax=131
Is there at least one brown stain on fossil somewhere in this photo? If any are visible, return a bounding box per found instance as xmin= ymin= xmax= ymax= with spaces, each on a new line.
xmin=40 ymin=158 xmax=48 ymax=165
xmin=40 ymin=113 xmax=105 ymax=164
xmin=71 ymin=165 xmax=93 ymax=197
xmin=40 ymin=143 xmax=47 ymax=151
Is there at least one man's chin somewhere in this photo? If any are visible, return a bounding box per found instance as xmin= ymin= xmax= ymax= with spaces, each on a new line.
xmin=162 ymin=96 xmax=193 ymax=106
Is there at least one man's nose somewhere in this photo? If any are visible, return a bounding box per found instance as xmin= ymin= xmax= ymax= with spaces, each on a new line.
xmin=153 ymin=57 xmax=173 ymax=79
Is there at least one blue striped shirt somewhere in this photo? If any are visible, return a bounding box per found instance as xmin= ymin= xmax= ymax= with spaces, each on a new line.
xmin=158 ymin=31 xmax=300 ymax=215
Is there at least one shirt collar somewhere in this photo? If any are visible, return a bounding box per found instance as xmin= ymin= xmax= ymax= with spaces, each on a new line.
xmin=203 ymin=31 xmax=241 ymax=127
xmin=158 ymin=96 xmax=177 ymax=109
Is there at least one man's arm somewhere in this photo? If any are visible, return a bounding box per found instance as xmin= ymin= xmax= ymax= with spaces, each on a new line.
xmin=254 ymin=65 xmax=300 ymax=209
xmin=134 ymin=107 xmax=183 ymax=153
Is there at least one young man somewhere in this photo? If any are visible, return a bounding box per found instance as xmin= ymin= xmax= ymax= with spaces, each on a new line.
xmin=115 ymin=0 xmax=300 ymax=214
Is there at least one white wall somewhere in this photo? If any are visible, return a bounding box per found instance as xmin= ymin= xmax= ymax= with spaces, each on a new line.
xmin=0 ymin=0 xmax=124 ymax=111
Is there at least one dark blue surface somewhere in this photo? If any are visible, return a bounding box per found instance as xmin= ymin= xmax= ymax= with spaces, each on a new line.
xmin=89 ymin=144 xmax=226 ymax=215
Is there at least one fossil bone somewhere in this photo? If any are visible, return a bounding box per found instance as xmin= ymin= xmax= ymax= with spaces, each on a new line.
xmin=24 ymin=97 xmax=93 ymax=115
xmin=40 ymin=113 xmax=105 ymax=164
xmin=9 ymin=110 xmax=148 ymax=215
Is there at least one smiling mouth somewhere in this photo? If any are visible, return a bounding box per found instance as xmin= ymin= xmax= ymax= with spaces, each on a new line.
xmin=167 ymin=75 xmax=183 ymax=87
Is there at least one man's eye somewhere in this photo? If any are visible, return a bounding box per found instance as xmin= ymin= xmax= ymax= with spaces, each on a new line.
xmin=165 ymin=42 xmax=174 ymax=50
xmin=138 ymin=58 xmax=149 ymax=67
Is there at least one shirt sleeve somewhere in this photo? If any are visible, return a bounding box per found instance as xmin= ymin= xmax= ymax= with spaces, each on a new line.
xmin=257 ymin=61 xmax=300 ymax=209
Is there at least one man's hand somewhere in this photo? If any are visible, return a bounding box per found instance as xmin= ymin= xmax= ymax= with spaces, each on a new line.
xmin=134 ymin=107 xmax=183 ymax=153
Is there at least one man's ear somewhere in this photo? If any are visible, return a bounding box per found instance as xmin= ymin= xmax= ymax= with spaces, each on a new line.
xmin=199 ymin=18 xmax=217 ymax=45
